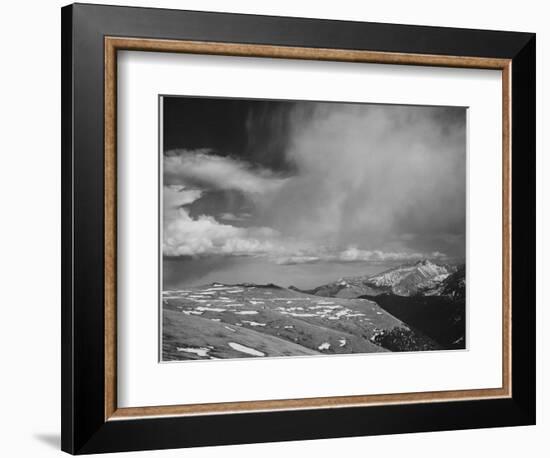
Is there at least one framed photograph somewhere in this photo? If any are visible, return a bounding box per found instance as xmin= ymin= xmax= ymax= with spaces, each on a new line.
xmin=61 ymin=3 xmax=536 ymax=454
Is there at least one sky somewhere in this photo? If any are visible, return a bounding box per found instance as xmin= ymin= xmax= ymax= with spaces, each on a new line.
xmin=162 ymin=96 xmax=466 ymax=289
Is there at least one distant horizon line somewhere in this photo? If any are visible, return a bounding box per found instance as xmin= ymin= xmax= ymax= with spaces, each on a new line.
xmin=162 ymin=257 xmax=466 ymax=291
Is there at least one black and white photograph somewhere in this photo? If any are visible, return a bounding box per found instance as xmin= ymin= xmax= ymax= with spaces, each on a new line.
xmin=0 ymin=0 xmax=541 ymax=456
xmin=161 ymin=96 xmax=467 ymax=361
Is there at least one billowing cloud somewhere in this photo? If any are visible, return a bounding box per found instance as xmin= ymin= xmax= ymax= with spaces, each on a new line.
xmin=162 ymin=140 xmax=458 ymax=262
xmin=274 ymin=247 xmax=446 ymax=265
xmin=163 ymin=185 xmax=279 ymax=257
xmin=336 ymin=247 xmax=446 ymax=263
xmin=163 ymin=184 xmax=449 ymax=262
xmin=164 ymin=149 xmax=288 ymax=195
xmin=162 ymin=151 xmax=290 ymax=259
xmin=163 ymin=184 xmax=203 ymax=212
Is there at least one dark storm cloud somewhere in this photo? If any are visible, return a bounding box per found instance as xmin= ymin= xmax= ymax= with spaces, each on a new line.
xmin=162 ymin=96 xmax=466 ymax=273
xmin=243 ymin=100 xmax=310 ymax=172
xmin=163 ymin=96 xmax=297 ymax=172
xmin=262 ymin=102 xmax=466 ymax=258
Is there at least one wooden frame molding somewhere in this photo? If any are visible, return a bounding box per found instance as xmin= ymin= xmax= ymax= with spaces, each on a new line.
xmin=104 ymin=36 xmax=512 ymax=421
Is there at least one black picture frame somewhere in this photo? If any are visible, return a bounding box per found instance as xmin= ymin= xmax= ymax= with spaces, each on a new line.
xmin=61 ymin=3 xmax=535 ymax=454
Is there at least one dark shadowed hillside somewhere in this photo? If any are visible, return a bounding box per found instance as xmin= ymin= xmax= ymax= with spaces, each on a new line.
xmin=440 ymin=265 xmax=466 ymax=300
xmin=360 ymin=294 xmax=465 ymax=349
xmin=360 ymin=265 xmax=466 ymax=350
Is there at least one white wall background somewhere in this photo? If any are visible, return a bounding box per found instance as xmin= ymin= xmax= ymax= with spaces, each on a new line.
xmin=0 ymin=1 xmax=545 ymax=456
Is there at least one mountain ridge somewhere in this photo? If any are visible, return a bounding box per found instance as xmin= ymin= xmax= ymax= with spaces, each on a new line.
xmin=293 ymin=259 xmax=463 ymax=299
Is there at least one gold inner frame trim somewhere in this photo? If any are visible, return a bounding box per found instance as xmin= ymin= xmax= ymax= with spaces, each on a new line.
xmin=104 ymin=36 xmax=512 ymax=421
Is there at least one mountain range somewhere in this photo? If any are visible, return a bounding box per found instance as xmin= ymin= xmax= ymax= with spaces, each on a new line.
xmin=293 ymin=259 xmax=463 ymax=299
xmin=290 ymin=260 xmax=466 ymax=349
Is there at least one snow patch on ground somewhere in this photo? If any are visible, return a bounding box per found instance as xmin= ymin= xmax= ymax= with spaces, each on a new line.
xmin=181 ymin=310 xmax=203 ymax=316
xmin=228 ymin=342 xmax=265 ymax=356
xmin=279 ymin=311 xmax=317 ymax=317
xmin=242 ymin=320 xmax=266 ymax=327
xmin=318 ymin=342 xmax=331 ymax=351
xmin=195 ymin=306 xmax=225 ymax=312
xmin=176 ymin=346 xmax=210 ymax=357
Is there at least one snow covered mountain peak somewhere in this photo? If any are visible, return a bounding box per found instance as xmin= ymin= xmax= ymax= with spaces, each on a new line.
xmin=365 ymin=260 xmax=454 ymax=296
xmin=298 ymin=260 xmax=462 ymax=299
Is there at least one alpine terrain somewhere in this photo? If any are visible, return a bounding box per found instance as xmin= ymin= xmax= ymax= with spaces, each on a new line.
xmin=162 ymin=260 xmax=465 ymax=361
